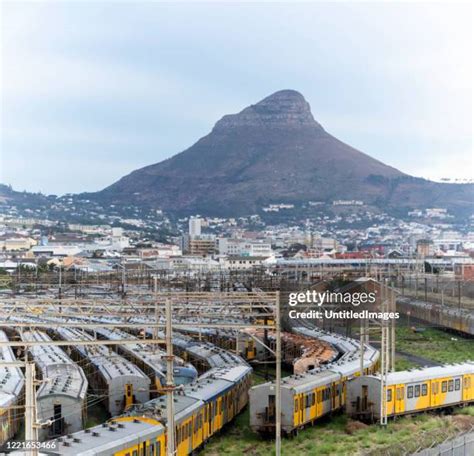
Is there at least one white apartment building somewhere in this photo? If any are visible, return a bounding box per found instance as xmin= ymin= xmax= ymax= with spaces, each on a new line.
xmin=217 ymin=238 xmax=272 ymax=258
xmin=189 ymin=217 xmax=202 ymax=237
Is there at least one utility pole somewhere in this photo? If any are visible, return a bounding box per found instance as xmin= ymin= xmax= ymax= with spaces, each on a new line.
xmin=275 ymin=291 xmax=281 ymax=456
xmin=153 ymin=276 xmax=159 ymax=353
xmin=379 ymin=281 xmax=389 ymax=426
xmin=25 ymin=361 xmax=39 ymax=455
xmin=359 ymin=319 xmax=365 ymax=375
xmin=165 ymin=298 xmax=176 ymax=456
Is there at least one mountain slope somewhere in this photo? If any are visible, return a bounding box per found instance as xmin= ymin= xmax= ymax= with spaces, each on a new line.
xmin=93 ymin=90 xmax=473 ymax=216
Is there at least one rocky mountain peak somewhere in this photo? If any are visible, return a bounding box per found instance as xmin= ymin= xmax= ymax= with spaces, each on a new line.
xmin=213 ymin=89 xmax=323 ymax=131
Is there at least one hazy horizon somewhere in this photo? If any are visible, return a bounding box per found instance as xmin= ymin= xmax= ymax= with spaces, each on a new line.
xmin=1 ymin=1 xmax=472 ymax=195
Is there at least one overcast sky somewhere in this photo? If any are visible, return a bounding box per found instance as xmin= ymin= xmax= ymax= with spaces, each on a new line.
xmin=1 ymin=1 xmax=472 ymax=195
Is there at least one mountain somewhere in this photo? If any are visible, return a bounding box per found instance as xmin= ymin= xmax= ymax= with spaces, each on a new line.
xmin=87 ymin=90 xmax=473 ymax=216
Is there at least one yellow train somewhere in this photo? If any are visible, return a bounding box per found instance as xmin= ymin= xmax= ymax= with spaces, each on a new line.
xmin=347 ymin=362 xmax=474 ymax=421
xmin=41 ymin=364 xmax=252 ymax=456
xmin=250 ymin=329 xmax=380 ymax=434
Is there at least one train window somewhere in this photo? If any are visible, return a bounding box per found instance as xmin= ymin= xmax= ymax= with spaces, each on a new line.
xmin=306 ymin=395 xmax=311 ymax=408
xmin=149 ymin=444 xmax=154 ymax=456
xmin=448 ymin=380 xmax=454 ymax=392
xmin=133 ymin=451 xmax=138 ymax=456
xmin=294 ymin=398 xmax=298 ymax=412
xmin=157 ymin=441 xmax=161 ymax=456
xmin=407 ymin=386 xmax=413 ymax=398
xmin=312 ymin=393 xmax=315 ymax=406
xmin=415 ymin=385 xmax=420 ymax=397
xmin=387 ymin=389 xmax=392 ymax=402
xmin=422 ymin=384 xmax=427 ymax=396
xmin=442 ymin=381 xmax=447 ymax=393
xmin=455 ymin=379 xmax=461 ymax=391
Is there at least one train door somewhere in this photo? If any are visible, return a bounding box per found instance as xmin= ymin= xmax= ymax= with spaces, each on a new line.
xmin=395 ymin=385 xmax=405 ymax=414
xmin=268 ymin=394 xmax=276 ymax=425
xmin=385 ymin=386 xmax=394 ymax=415
xmin=316 ymin=389 xmax=323 ymax=418
xmin=299 ymin=394 xmax=304 ymax=424
xmin=217 ymin=396 xmax=223 ymax=429
xmin=331 ymin=383 xmax=336 ymax=410
xmin=246 ymin=340 xmax=256 ymax=360
xmin=432 ymin=380 xmax=439 ymax=407
xmin=462 ymin=375 xmax=473 ymax=402
xmin=293 ymin=395 xmax=299 ymax=426
xmin=125 ymin=384 xmax=134 ymax=409
xmin=52 ymin=404 xmax=63 ymax=436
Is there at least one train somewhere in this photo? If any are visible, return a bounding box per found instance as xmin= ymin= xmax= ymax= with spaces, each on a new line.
xmin=0 ymin=331 xmax=24 ymax=445
xmin=90 ymin=326 xmax=198 ymax=390
xmin=54 ymin=327 xmax=151 ymax=416
xmin=21 ymin=330 xmax=88 ymax=440
xmin=397 ymin=296 xmax=474 ymax=336
xmin=348 ymin=362 xmax=474 ymax=421
xmin=38 ymin=335 xmax=252 ymax=455
xmin=249 ymin=325 xmax=380 ymax=434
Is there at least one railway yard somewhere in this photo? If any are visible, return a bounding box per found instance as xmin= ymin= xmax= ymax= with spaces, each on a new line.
xmin=0 ymin=269 xmax=473 ymax=456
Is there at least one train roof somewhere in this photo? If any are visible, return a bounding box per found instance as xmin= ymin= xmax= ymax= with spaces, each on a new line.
xmin=56 ymin=327 xmax=148 ymax=381
xmin=125 ymin=393 xmax=202 ymax=424
xmin=93 ymin=326 xmax=193 ymax=374
xmin=182 ymin=376 xmax=235 ymax=402
xmin=365 ymin=362 xmax=474 ymax=385
xmin=199 ymin=365 xmax=252 ymax=384
xmin=41 ymin=418 xmax=163 ymax=455
xmin=21 ymin=330 xmax=88 ymax=400
xmin=176 ymin=337 xmax=245 ymax=367
xmin=0 ymin=331 xmax=25 ymax=400
xmin=252 ymin=369 xmax=340 ymax=394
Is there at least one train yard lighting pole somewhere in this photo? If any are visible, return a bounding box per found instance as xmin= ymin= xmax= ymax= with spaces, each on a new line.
xmin=390 ymin=288 xmax=396 ymax=373
xmin=165 ymin=298 xmax=176 ymax=456
xmin=275 ymin=290 xmax=282 ymax=456
xmin=379 ymin=281 xmax=389 ymax=426
xmin=359 ymin=319 xmax=364 ymax=376
xmin=25 ymin=361 xmax=39 ymax=454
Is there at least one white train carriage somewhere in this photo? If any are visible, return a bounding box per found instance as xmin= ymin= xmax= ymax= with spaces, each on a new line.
xmin=0 ymin=331 xmax=25 ymax=445
xmin=91 ymin=326 xmax=198 ymax=391
xmin=21 ymin=330 xmax=88 ymax=440
xmin=347 ymin=363 xmax=474 ymax=421
xmin=32 ymin=417 xmax=166 ymax=456
xmin=55 ymin=327 xmax=150 ymax=416
xmin=162 ymin=331 xmax=247 ymax=373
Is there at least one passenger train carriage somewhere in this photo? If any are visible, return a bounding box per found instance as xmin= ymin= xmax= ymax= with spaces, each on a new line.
xmin=55 ymin=327 xmax=151 ymax=416
xmin=21 ymin=330 xmax=88 ymax=440
xmin=250 ymin=325 xmax=380 ymax=434
xmin=348 ymin=362 xmax=474 ymax=421
xmin=91 ymin=326 xmax=198 ymax=391
xmin=37 ymin=365 xmax=252 ymax=456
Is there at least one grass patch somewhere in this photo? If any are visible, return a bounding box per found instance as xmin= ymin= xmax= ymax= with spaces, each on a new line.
xmin=394 ymin=355 xmax=419 ymax=371
xmin=203 ymin=409 xmax=473 ymax=455
xmin=395 ymin=326 xmax=474 ymax=364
